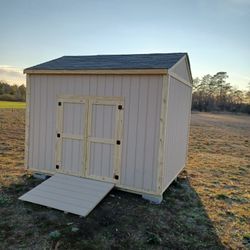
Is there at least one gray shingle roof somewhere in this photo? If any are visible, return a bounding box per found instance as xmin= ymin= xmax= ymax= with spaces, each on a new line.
xmin=24 ymin=53 xmax=187 ymax=71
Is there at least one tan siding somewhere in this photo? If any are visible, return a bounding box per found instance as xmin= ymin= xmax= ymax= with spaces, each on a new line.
xmin=144 ymin=76 xmax=161 ymax=191
xmin=170 ymin=57 xmax=191 ymax=83
xmin=134 ymin=80 xmax=148 ymax=189
xmin=163 ymin=77 xmax=192 ymax=190
xmin=28 ymin=74 xmax=162 ymax=193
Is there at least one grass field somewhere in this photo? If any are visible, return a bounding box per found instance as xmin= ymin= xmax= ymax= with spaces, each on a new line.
xmin=0 ymin=109 xmax=249 ymax=249
xmin=0 ymin=101 xmax=26 ymax=109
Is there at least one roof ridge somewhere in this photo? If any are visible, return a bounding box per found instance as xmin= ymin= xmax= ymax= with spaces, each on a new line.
xmin=62 ymin=52 xmax=187 ymax=57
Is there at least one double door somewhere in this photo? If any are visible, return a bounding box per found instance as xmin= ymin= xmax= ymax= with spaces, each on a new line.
xmin=55 ymin=96 xmax=123 ymax=183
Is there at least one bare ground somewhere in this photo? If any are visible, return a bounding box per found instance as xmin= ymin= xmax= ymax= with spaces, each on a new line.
xmin=0 ymin=109 xmax=249 ymax=249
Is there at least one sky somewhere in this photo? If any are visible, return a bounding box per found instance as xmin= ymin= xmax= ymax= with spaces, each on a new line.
xmin=0 ymin=0 xmax=249 ymax=89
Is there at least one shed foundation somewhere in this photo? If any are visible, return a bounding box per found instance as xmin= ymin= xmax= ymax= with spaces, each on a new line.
xmin=142 ymin=194 xmax=163 ymax=204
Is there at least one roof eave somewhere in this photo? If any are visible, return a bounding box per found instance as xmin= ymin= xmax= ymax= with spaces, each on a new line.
xmin=24 ymin=68 xmax=168 ymax=75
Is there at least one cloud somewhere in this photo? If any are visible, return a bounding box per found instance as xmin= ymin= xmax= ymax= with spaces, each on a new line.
xmin=0 ymin=65 xmax=25 ymax=86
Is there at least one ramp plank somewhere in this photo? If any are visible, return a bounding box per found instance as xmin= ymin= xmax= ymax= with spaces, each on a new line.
xmin=19 ymin=174 xmax=114 ymax=216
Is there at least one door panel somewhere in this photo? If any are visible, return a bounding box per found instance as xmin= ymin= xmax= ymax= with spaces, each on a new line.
xmin=56 ymin=100 xmax=86 ymax=176
xmin=61 ymin=138 xmax=83 ymax=175
xmin=63 ymin=103 xmax=85 ymax=135
xmin=56 ymin=96 xmax=123 ymax=183
xmin=91 ymin=104 xmax=115 ymax=139
xmin=89 ymin=143 xmax=114 ymax=178
xmin=87 ymin=99 xmax=123 ymax=183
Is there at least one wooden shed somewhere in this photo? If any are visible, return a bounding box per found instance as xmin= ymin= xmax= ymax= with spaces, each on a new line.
xmin=20 ymin=53 xmax=192 ymax=216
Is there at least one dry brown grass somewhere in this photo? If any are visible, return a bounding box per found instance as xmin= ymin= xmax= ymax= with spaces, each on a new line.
xmin=187 ymin=112 xmax=250 ymax=248
xmin=0 ymin=109 xmax=25 ymax=187
xmin=0 ymin=109 xmax=249 ymax=249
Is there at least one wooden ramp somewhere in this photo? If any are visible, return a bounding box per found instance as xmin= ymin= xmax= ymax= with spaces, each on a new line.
xmin=19 ymin=173 xmax=114 ymax=217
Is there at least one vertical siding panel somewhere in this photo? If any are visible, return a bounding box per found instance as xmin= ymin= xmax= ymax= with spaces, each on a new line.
xmin=72 ymin=104 xmax=76 ymax=174
xmin=126 ymin=76 xmax=139 ymax=187
xmin=70 ymin=76 xmax=78 ymax=173
xmin=39 ymin=76 xmax=48 ymax=170
xmin=62 ymin=77 xmax=71 ymax=172
xmin=151 ymin=76 xmax=162 ymax=191
xmin=91 ymin=105 xmax=101 ymax=176
xmin=74 ymin=75 xmax=83 ymax=94
xmin=95 ymin=76 xmax=105 ymax=176
xmin=105 ymin=76 xmax=114 ymax=177
xmin=72 ymin=139 xmax=77 ymax=173
xmin=28 ymin=76 xmax=35 ymax=168
xmin=134 ymin=76 xmax=148 ymax=189
xmin=70 ymin=81 xmax=77 ymax=173
xmin=32 ymin=76 xmax=41 ymax=169
xmin=90 ymin=143 xmax=95 ymax=176
xmin=143 ymin=76 xmax=159 ymax=191
xmin=89 ymin=75 xmax=97 ymax=96
xmin=81 ymin=75 xmax=90 ymax=95
xmin=62 ymin=139 xmax=70 ymax=171
xmin=89 ymin=76 xmax=97 ymax=175
xmin=103 ymin=106 xmax=113 ymax=176
xmin=105 ymin=76 xmax=114 ymax=136
xmin=45 ymin=75 xmax=54 ymax=171
xmin=100 ymin=76 xmax=106 ymax=177
xmin=113 ymin=76 xmax=123 ymax=178
xmin=120 ymin=76 xmax=131 ymax=186
xmin=32 ymin=76 xmax=37 ymax=169
xmin=102 ymin=144 xmax=112 ymax=178
xmin=142 ymin=78 xmax=150 ymax=191
xmin=152 ymin=76 xmax=163 ymax=191
xmin=164 ymin=77 xmax=192 ymax=188
xmin=113 ymin=76 xmax=122 ymax=96
xmin=52 ymin=76 xmax=61 ymax=170
xmin=75 ymin=140 xmax=80 ymax=174
xmin=104 ymin=76 xmax=114 ymax=96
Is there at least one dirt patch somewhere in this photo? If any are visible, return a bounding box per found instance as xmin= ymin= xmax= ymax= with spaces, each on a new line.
xmin=0 ymin=110 xmax=249 ymax=249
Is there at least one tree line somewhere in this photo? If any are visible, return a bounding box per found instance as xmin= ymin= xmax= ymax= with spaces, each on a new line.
xmin=192 ymin=72 xmax=250 ymax=114
xmin=1 ymin=74 xmax=250 ymax=114
xmin=0 ymin=81 xmax=26 ymax=101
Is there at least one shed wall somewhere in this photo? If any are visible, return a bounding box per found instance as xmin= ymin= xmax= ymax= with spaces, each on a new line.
xmin=170 ymin=57 xmax=191 ymax=83
xmin=163 ymin=76 xmax=192 ymax=190
xmin=28 ymin=74 xmax=162 ymax=193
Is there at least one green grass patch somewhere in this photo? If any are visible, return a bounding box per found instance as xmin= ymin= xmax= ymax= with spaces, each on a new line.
xmin=0 ymin=101 xmax=26 ymax=109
